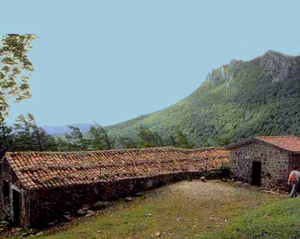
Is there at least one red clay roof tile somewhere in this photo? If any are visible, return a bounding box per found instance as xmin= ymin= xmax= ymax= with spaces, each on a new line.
xmin=255 ymin=136 xmax=300 ymax=152
xmin=227 ymin=136 xmax=300 ymax=153
xmin=4 ymin=147 xmax=229 ymax=190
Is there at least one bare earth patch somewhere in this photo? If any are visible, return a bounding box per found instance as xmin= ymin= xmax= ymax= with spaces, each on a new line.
xmin=7 ymin=180 xmax=285 ymax=239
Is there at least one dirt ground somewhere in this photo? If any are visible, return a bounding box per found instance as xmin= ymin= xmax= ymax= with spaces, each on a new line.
xmin=4 ymin=180 xmax=286 ymax=239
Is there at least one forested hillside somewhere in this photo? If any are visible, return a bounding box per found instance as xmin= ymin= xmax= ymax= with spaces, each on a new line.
xmin=106 ymin=50 xmax=300 ymax=148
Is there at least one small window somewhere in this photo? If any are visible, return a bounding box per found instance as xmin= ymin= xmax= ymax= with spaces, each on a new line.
xmin=3 ymin=180 xmax=9 ymax=197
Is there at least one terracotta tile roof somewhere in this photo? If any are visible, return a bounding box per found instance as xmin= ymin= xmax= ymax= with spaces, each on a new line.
xmin=227 ymin=135 xmax=300 ymax=153
xmin=255 ymin=136 xmax=300 ymax=153
xmin=186 ymin=148 xmax=229 ymax=172
xmin=4 ymin=147 xmax=229 ymax=190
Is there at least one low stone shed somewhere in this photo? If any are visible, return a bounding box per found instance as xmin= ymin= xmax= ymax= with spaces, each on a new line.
xmin=0 ymin=147 xmax=229 ymax=228
xmin=228 ymin=135 xmax=300 ymax=189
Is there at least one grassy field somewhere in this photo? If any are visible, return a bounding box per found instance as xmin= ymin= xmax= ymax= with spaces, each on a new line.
xmin=10 ymin=180 xmax=285 ymax=239
xmin=204 ymin=197 xmax=300 ymax=239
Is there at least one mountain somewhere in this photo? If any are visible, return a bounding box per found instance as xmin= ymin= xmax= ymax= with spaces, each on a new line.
xmin=42 ymin=123 xmax=93 ymax=136
xmin=105 ymin=50 xmax=300 ymax=147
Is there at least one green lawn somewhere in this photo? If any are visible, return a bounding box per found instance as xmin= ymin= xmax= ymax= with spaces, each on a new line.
xmin=204 ymin=197 xmax=300 ymax=239
xmin=8 ymin=180 xmax=286 ymax=239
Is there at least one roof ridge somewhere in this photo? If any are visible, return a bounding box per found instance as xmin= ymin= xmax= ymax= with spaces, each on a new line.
xmin=5 ymin=147 xmax=178 ymax=154
xmin=4 ymin=146 xmax=227 ymax=155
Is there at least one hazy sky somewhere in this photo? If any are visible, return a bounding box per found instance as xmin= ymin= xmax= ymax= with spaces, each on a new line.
xmin=1 ymin=0 xmax=300 ymax=127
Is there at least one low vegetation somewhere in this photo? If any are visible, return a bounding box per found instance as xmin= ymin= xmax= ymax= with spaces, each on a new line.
xmin=206 ymin=197 xmax=300 ymax=239
xmin=11 ymin=180 xmax=285 ymax=239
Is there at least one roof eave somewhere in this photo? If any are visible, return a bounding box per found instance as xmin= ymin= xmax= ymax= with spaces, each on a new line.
xmin=225 ymin=139 xmax=258 ymax=150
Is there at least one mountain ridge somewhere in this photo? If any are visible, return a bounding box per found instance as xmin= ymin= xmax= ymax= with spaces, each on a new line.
xmin=105 ymin=50 xmax=300 ymax=147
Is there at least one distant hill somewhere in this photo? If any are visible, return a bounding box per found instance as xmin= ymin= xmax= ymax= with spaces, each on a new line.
xmin=105 ymin=50 xmax=300 ymax=147
xmin=42 ymin=123 xmax=93 ymax=136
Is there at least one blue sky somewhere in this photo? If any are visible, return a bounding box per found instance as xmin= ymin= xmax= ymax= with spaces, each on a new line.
xmin=1 ymin=0 xmax=300 ymax=127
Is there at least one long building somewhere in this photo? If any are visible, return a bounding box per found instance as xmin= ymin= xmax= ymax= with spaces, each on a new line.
xmin=0 ymin=147 xmax=229 ymax=227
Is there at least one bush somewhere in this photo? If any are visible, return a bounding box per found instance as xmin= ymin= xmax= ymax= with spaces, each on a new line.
xmin=219 ymin=164 xmax=230 ymax=177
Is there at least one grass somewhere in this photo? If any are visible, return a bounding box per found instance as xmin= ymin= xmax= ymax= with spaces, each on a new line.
xmin=203 ymin=197 xmax=300 ymax=239
xmin=11 ymin=180 xmax=284 ymax=239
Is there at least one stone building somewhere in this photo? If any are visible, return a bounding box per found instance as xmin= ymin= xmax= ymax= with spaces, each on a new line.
xmin=0 ymin=147 xmax=229 ymax=228
xmin=228 ymin=136 xmax=300 ymax=189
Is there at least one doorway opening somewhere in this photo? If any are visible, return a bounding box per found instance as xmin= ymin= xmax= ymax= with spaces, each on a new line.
xmin=252 ymin=161 xmax=262 ymax=186
xmin=12 ymin=189 xmax=21 ymax=226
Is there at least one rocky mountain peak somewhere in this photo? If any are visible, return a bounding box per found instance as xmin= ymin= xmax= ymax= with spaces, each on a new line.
xmin=255 ymin=50 xmax=300 ymax=82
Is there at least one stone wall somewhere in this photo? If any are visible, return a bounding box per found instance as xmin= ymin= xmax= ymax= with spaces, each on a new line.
xmin=0 ymin=158 xmax=28 ymax=227
xmin=27 ymin=172 xmax=192 ymax=228
xmin=230 ymin=141 xmax=290 ymax=188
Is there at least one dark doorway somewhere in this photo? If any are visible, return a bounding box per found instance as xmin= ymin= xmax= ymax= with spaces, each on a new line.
xmin=12 ymin=189 xmax=21 ymax=226
xmin=252 ymin=161 xmax=262 ymax=186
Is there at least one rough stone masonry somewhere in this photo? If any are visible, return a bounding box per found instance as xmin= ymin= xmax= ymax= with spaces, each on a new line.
xmin=228 ymin=136 xmax=300 ymax=189
xmin=0 ymin=147 xmax=229 ymax=228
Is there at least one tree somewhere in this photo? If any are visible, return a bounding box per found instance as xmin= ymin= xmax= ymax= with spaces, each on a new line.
xmin=26 ymin=113 xmax=56 ymax=150
xmin=13 ymin=114 xmax=31 ymax=150
xmin=0 ymin=122 xmax=13 ymax=146
xmin=118 ymin=136 xmax=137 ymax=149
xmin=137 ymin=126 xmax=164 ymax=148
xmin=0 ymin=34 xmax=38 ymax=122
xmin=56 ymin=137 xmax=70 ymax=151
xmin=33 ymin=127 xmax=57 ymax=150
xmin=65 ymin=125 xmax=84 ymax=150
xmin=170 ymin=127 xmax=194 ymax=148
xmin=26 ymin=113 xmax=42 ymax=150
xmin=89 ymin=122 xmax=111 ymax=150
xmin=12 ymin=113 xmax=56 ymax=151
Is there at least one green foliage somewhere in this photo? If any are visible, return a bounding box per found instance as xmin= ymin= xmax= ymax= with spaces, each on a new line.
xmin=219 ymin=164 xmax=230 ymax=171
xmin=205 ymin=198 xmax=300 ymax=239
xmin=65 ymin=125 xmax=85 ymax=150
xmin=9 ymin=113 xmax=56 ymax=151
xmin=0 ymin=122 xmax=13 ymax=146
xmin=13 ymin=114 xmax=32 ymax=150
xmin=106 ymin=52 xmax=300 ymax=147
xmin=219 ymin=164 xmax=230 ymax=177
xmin=55 ymin=137 xmax=71 ymax=151
xmin=0 ymin=34 xmax=38 ymax=122
xmin=55 ymin=122 xmax=114 ymax=151
xmin=137 ymin=126 xmax=163 ymax=148
xmin=88 ymin=122 xmax=111 ymax=150
xmin=2 ymin=116 xmax=113 ymax=152
xmin=170 ymin=127 xmax=194 ymax=148
xmin=114 ymin=135 xmax=137 ymax=149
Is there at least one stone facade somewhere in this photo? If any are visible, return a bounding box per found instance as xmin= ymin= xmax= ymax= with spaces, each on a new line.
xmin=27 ymin=172 xmax=193 ymax=228
xmin=230 ymin=141 xmax=297 ymax=189
xmin=0 ymin=158 xmax=30 ymax=227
